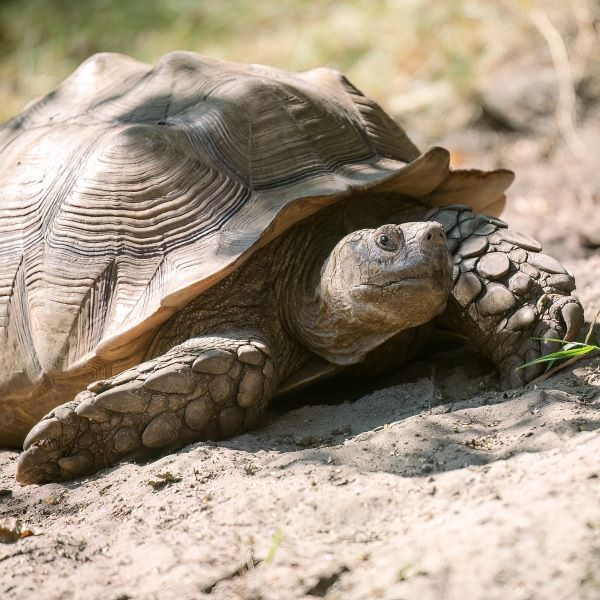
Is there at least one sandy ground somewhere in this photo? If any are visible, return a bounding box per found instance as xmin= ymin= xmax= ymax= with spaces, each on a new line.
xmin=1 ymin=121 xmax=600 ymax=599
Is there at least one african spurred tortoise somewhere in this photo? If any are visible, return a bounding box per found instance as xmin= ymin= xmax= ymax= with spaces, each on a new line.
xmin=0 ymin=52 xmax=583 ymax=483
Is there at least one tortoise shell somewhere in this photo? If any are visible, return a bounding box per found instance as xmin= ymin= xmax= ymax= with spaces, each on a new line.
xmin=0 ymin=51 xmax=513 ymax=378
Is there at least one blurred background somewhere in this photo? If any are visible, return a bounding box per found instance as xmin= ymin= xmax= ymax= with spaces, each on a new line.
xmin=0 ymin=0 xmax=597 ymax=139
xmin=0 ymin=0 xmax=599 ymax=306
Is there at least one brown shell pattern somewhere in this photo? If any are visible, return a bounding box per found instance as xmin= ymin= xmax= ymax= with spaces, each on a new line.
xmin=0 ymin=51 xmax=513 ymax=376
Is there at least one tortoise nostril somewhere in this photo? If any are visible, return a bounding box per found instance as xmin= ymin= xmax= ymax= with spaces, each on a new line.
xmin=426 ymin=233 xmax=432 ymax=241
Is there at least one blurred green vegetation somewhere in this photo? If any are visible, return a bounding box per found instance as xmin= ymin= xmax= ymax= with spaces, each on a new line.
xmin=0 ymin=0 xmax=596 ymax=137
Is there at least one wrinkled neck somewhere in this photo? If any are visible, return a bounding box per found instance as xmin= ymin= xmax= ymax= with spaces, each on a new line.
xmin=277 ymin=230 xmax=398 ymax=365
xmin=274 ymin=211 xmax=362 ymax=364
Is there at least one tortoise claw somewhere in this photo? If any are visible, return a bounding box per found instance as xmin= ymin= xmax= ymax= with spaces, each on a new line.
xmin=505 ymin=298 xmax=584 ymax=388
xmin=23 ymin=417 xmax=64 ymax=450
xmin=561 ymin=302 xmax=584 ymax=341
xmin=16 ymin=444 xmax=65 ymax=485
xmin=16 ymin=397 xmax=92 ymax=484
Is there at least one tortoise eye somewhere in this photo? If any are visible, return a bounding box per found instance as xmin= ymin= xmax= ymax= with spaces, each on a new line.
xmin=376 ymin=233 xmax=398 ymax=252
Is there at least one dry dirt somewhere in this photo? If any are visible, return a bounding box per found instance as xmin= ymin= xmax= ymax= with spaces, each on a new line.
xmin=1 ymin=120 xmax=600 ymax=600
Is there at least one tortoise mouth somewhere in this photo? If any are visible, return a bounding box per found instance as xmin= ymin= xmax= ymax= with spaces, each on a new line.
xmin=357 ymin=275 xmax=429 ymax=289
xmin=357 ymin=266 xmax=450 ymax=290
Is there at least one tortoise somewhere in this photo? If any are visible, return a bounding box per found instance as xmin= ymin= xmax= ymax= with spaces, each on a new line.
xmin=0 ymin=52 xmax=583 ymax=484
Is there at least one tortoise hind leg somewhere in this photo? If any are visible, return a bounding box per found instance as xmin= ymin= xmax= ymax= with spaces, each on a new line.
xmin=16 ymin=332 xmax=276 ymax=484
xmin=427 ymin=206 xmax=584 ymax=388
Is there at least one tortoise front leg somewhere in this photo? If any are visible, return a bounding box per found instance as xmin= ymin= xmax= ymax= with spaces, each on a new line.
xmin=427 ymin=206 xmax=584 ymax=387
xmin=16 ymin=331 xmax=276 ymax=484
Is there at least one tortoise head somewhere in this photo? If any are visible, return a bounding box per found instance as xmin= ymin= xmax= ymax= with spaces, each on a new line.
xmin=299 ymin=221 xmax=453 ymax=365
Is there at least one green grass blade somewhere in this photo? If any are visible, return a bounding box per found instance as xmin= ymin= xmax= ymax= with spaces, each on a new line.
xmin=518 ymin=344 xmax=597 ymax=369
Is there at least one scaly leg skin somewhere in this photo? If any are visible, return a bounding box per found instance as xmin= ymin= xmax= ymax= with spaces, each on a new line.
xmin=16 ymin=333 xmax=276 ymax=484
xmin=427 ymin=205 xmax=584 ymax=388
